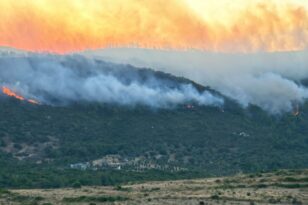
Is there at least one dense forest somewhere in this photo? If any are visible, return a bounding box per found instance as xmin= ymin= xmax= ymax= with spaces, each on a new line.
xmin=0 ymin=90 xmax=307 ymax=188
xmin=0 ymin=64 xmax=307 ymax=188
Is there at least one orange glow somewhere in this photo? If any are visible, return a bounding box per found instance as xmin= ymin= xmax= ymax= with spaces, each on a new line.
xmin=2 ymin=86 xmax=39 ymax=104
xmin=2 ymin=86 xmax=25 ymax=101
xmin=0 ymin=0 xmax=307 ymax=53
xmin=27 ymin=99 xmax=40 ymax=105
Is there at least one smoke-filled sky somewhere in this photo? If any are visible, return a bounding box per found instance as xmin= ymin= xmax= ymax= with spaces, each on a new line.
xmin=0 ymin=53 xmax=224 ymax=108
xmin=0 ymin=0 xmax=307 ymax=53
xmin=0 ymin=0 xmax=308 ymax=113
xmin=83 ymin=48 xmax=308 ymax=114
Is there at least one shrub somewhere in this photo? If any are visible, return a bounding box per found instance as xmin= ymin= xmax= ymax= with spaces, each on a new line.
xmin=63 ymin=195 xmax=128 ymax=203
xmin=211 ymin=195 xmax=219 ymax=200
xmin=72 ymin=181 xmax=82 ymax=188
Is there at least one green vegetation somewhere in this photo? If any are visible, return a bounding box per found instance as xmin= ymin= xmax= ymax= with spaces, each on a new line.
xmin=0 ymin=79 xmax=308 ymax=188
xmin=0 ymin=188 xmax=10 ymax=195
xmin=284 ymin=177 xmax=308 ymax=182
xmin=274 ymin=183 xmax=308 ymax=189
xmin=0 ymin=188 xmax=44 ymax=205
xmin=62 ymin=195 xmax=128 ymax=203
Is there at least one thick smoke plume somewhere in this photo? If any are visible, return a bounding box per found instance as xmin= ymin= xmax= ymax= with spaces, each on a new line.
xmin=84 ymin=48 xmax=308 ymax=114
xmin=0 ymin=53 xmax=223 ymax=108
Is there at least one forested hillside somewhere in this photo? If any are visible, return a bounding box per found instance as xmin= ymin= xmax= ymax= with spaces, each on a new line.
xmin=1 ymin=81 xmax=307 ymax=188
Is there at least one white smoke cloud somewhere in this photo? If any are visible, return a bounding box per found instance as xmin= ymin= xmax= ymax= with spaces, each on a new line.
xmin=82 ymin=48 xmax=308 ymax=113
xmin=217 ymin=73 xmax=308 ymax=114
xmin=0 ymin=53 xmax=223 ymax=108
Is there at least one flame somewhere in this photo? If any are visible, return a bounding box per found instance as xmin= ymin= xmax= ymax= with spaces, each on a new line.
xmin=2 ymin=86 xmax=25 ymax=101
xmin=27 ymin=99 xmax=40 ymax=105
xmin=1 ymin=86 xmax=39 ymax=104
xmin=0 ymin=0 xmax=307 ymax=53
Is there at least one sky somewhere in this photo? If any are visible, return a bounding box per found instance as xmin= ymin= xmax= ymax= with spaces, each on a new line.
xmin=0 ymin=0 xmax=307 ymax=53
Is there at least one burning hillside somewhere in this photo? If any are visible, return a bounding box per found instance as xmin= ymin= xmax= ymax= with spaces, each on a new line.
xmin=0 ymin=53 xmax=223 ymax=108
xmin=1 ymin=86 xmax=39 ymax=105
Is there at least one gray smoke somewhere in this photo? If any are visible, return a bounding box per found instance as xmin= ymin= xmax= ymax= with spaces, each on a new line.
xmin=82 ymin=48 xmax=308 ymax=114
xmin=0 ymin=52 xmax=223 ymax=108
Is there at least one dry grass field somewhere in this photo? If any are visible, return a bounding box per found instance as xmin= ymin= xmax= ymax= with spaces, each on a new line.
xmin=1 ymin=169 xmax=307 ymax=205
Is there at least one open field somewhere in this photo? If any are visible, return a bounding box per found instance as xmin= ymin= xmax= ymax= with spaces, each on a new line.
xmin=1 ymin=169 xmax=307 ymax=205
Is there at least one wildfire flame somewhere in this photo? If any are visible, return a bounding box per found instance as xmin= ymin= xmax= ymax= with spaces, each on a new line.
xmin=2 ymin=86 xmax=25 ymax=101
xmin=1 ymin=86 xmax=39 ymax=105
xmin=27 ymin=99 xmax=40 ymax=105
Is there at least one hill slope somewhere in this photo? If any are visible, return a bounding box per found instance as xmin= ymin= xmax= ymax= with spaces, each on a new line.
xmin=0 ymin=65 xmax=307 ymax=188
